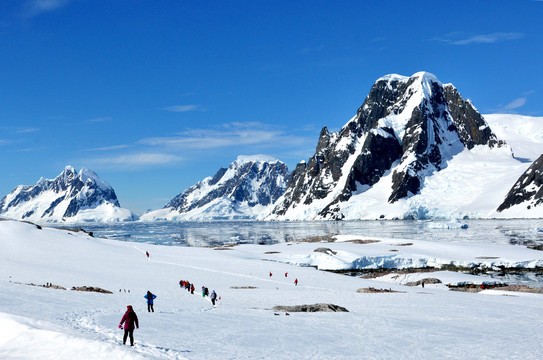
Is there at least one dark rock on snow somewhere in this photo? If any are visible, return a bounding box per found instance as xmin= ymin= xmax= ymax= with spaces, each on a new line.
xmin=273 ymin=303 xmax=349 ymax=313
xmin=498 ymin=154 xmax=543 ymax=212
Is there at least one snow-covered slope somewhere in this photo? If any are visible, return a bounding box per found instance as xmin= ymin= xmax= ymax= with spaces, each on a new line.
xmin=484 ymin=114 xmax=543 ymax=162
xmin=0 ymin=166 xmax=137 ymax=223
xmin=141 ymin=156 xmax=289 ymax=221
xmin=268 ymin=72 xmax=542 ymax=220
xmin=2 ymin=219 xmax=543 ymax=359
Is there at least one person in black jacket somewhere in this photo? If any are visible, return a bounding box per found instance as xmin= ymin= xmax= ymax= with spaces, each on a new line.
xmin=211 ymin=290 xmax=217 ymax=306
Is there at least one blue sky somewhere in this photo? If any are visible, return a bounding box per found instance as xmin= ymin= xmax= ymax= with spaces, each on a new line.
xmin=1 ymin=0 xmax=542 ymax=214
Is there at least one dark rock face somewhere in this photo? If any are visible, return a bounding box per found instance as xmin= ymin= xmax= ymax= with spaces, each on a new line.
xmin=0 ymin=166 xmax=123 ymax=221
xmin=497 ymin=154 xmax=543 ymax=212
xmin=165 ymin=158 xmax=289 ymax=215
xmin=271 ymin=72 xmax=500 ymax=220
xmin=272 ymin=162 xmax=308 ymax=216
xmin=443 ymin=85 xmax=500 ymax=149
xmin=71 ymin=286 xmax=113 ymax=294
xmin=272 ymin=303 xmax=349 ymax=313
xmin=313 ymin=247 xmax=337 ymax=255
xmin=208 ymin=168 xmax=228 ymax=186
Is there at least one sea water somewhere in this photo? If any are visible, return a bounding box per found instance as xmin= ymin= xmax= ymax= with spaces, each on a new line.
xmin=61 ymin=219 xmax=543 ymax=247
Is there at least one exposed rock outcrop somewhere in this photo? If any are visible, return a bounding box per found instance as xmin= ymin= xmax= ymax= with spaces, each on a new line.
xmin=273 ymin=303 xmax=349 ymax=312
xmin=498 ymin=154 xmax=543 ymax=212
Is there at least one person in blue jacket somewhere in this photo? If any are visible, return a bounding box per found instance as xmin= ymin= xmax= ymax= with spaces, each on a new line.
xmin=144 ymin=290 xmax=157 ymax=312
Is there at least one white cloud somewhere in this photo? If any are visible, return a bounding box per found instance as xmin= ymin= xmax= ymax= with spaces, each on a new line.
xmin=503 ymin=97 xmax=527 ymax=110
xmin=138 ymin=122 xmax=309 ymax=150
xmin=87 ymin=117 xmax=112 ymax=123
xmin=300 ymin=45 xmax=325 ymax=54
xmin=439 ymin=32 xmax=524 ymax=45
xmin=82 ymin=145 xmax=131 ymax=152
xmin=86 ymin=153 xmax=183 ymax=170
xmin=23 ymin=0 xmax=71 ymax=18
xmin=492 ymin=97 xmax=528 ymax=113
xmin=1 ymin=126 xmax=40 ymax=134
xmin=79 ymin=122 xmax=317 ymax=171
xmin=163 ymin=105 xmax=205 ymax=113
xmin=15 ymin=127 xmax=40 ymax=134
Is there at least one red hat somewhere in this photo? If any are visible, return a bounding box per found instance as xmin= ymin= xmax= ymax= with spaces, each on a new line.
xmin=127 ymin=305 xmax=132 ymax=310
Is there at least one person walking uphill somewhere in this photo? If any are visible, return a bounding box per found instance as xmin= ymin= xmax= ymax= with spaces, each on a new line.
xmin=211 ymin=290 xmax=217 ymax=306
xmin=144 ymin=290 xmax=157 ymax=312
xmin=119 ymin=305 xmax=139 ymax=346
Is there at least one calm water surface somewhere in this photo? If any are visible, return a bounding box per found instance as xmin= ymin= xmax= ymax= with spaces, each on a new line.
xmin=58 ymin=219 xmax=543 ymax=247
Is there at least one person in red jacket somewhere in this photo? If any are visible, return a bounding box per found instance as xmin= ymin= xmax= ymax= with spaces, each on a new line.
xmin=119 ymin=305 xmax=139 ymax=346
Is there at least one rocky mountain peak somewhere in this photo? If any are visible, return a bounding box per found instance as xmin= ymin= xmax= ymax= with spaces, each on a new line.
xmin=270 ymin=72 xmax=502 ymax=220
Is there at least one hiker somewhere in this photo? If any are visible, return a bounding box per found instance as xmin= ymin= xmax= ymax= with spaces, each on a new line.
xmin=285 ymin=272 xmax=288 ymax=277
xmin=269 ymin=272 xmax=272 ymax=277
xmin=294 ymin=278 xmax=298 ymax=286
xmin=146 ymin=251 xmax=149 ymax=259
xmin=191 ymin=284 xmax=195 ymax=294
xmin=119 ymin=305 xmax=139 ymax=346
xmin=202 ymin=286 xmax=206 ymax=297
xmin=205 ymin=287 xmax=209 ymax=297
xmin=144 ymin=291 xmax=157 ymax=312
xmin=211 ymin=290 xmax=217 ymax=306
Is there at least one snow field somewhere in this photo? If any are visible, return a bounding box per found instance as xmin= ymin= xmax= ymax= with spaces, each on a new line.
xmin=2 ymin=220 xmax=543 ymax=359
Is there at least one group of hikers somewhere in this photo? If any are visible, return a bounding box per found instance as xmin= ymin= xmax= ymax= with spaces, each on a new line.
xmin=119 ymin=279 xmax=220 ymax=346
xmin=200 ymin=286 xmax=218 ymax=305
xmin=270 ymin=271 xmax=298 ymax=286
xmin=119 ymin=250 xmax=299 ymax=346
xmin=179 ymin=280 xmax=195 ymax=294
xmin=179 ymin=280 xmax=219 ymax=306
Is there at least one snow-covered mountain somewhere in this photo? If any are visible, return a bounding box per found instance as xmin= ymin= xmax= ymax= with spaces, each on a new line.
xmin=141 ymin=155 xmax=289 ymax=220
xmin=0 ymin=166 xmax=137 ymax=223
xmin=268 ymin=72 xmax=540 ymax=220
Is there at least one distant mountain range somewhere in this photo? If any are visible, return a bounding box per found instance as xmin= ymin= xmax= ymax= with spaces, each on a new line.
xmin=1 ymin=72 xmax=542 ymax=223
xmin=141 ymin=155 xmax=289 ymax=221
xmin=0 ymin=166 xmax=137 ymax=223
